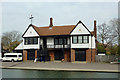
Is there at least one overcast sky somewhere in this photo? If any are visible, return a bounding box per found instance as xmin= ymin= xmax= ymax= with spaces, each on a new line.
xmin=1 ymin=2 xmax=118 ymax=34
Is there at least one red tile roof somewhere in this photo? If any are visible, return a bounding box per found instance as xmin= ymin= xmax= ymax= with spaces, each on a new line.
xmin=32 ymin=25 xmax=76 ymax=36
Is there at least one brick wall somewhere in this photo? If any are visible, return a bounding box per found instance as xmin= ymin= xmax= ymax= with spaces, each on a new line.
xmin=23 ymin=50 xmax=27 ymax=61
xmin=64 ymin=50 xmax=70 ymax=62
xmin=92 ymin=49 xmax=96 ymax=62
xmin=49 ymin=50 xmax=54 ymax=61
xmin=71 ymin=49 xmax=75 ymax=62
xmin=86 ymin=49 xmax=96 ymax=62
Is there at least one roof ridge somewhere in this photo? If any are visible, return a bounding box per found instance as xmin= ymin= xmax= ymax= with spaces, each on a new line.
xmin=32 ymin=25 xmax=75 ymax=28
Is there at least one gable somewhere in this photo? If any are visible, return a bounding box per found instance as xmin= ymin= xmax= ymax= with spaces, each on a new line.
xmin=70 ymin=22 xmax=91 ymax=35
xmin=23 ymin=26 xmax=39 ymax=37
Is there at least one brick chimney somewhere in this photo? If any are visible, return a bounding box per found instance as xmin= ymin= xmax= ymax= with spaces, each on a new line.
xmin=49 ymin=17 xmax=53 ymax=29
xmin=94 ymin=20 xmax=97 ymax=39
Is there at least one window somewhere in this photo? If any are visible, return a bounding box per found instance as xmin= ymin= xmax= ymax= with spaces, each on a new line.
xmin=34 ymin=38 xmax=38 ymax=44
xmin=55 ymin=38 xmax=59 ymax=45
xmin=6 ymin=55 xmax=17 ymax=57
xmin=63 ymin=38 xmax=67 ymax=45
xmin=54 ymin=37 xmax=67 ymax=45
xmin=29 ymin=38 xmax=33 ymax=44
xmin=59 ymin=38 xmax=63 ymax=45
xmin=72 ymin=35 xmax=89 ymax=44
xmin=19 ymin=55 xmax=22 ymax=57
xmin=25 ymin=38 xmax=29 ymax=45
xmin=83 ymin=36 xmax=88 ymax=43
xmin=73 ymin=36 xmax=77 ymax=43
xmin=78 ymin=36 xmax=82 ymax=43
xmin=24 ymin=38 xmax=38 ymax=45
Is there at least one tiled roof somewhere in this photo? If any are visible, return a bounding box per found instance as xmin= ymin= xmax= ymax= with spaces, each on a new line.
xmin=32 ymin=25 xmax=76 ymax=36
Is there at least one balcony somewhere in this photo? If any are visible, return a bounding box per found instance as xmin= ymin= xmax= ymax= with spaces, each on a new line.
xmin=40 ymin=44 xmax=70 ymax=49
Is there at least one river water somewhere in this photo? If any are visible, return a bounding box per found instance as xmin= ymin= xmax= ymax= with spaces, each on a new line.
xmin=1 ymin=69 xmax=119 ymax=78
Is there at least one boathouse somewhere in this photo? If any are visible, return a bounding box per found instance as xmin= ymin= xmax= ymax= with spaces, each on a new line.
xmin=15 ymin=18 xmax=97 ymax=62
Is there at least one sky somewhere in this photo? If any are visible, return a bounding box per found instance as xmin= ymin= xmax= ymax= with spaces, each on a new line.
xmin=1 ymin=2 xmax=118 ymax=34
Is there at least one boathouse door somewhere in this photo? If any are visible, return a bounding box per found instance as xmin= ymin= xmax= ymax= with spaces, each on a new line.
xmin=54 ymin=50 xmax=64 ymax=60
xmin=27 ymin=50 xmax=35 ymax=60
xmin=75 ymin=50 xmax=86 ymax=61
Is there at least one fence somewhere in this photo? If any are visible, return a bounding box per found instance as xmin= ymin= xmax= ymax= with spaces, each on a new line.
xmin=95 ymin=55 xmax=120 ymax=62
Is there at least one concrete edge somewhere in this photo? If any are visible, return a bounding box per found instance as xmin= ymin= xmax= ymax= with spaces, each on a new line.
xmin=0 ymin=66 xmax=119 ymax=73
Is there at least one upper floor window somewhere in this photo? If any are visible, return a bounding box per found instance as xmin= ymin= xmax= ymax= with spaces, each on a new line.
xmin=34 ymin=38 xmax=38 ymax=44
xmin=63 ymin=38 xmax=67 ymax=45
xmin=72 ymin=36 xmax=77 ymax=43
xmin=55 ymin=38 xmax=59 ymax=45
xmin=83 ymin=36 xmax=89 ymax=43
xmin=72 ymin=35 xmax=89 ymax=44
xmin=78 ymin=36 xmax=82 ymax=43
xmin=24 ymin=38 xmax=38 ymax=45
xmin=54 ymin=37 xmax=67 ymax=45
xmin=59 ymin=38 xmax=63 ymax=45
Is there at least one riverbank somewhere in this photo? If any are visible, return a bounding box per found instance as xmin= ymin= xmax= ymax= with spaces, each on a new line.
xmin=0 ymin=61 xmax=119 ymax=72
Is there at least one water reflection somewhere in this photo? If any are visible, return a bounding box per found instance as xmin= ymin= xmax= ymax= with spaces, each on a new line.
xmin=2 ymin=69 xmax=119 ymax=78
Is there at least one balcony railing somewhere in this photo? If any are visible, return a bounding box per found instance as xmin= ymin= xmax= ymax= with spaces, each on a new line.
xmin=40 ymin=44 xmax=70 ymax=49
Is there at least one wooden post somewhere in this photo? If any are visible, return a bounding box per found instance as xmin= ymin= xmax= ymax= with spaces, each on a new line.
xmin=71 ymin=49 xmax=75 ymax=62
xmin=35 ymin=50 xmax=37 ymax=58
xmin=23 ymin=50 xmax=27 ymax=61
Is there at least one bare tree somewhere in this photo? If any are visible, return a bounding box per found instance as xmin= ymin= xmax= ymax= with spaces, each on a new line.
xmin=98 ymin=18 xmax=120 ymax=55
xmin=1 ymin=31 xmax=22 ymax=52
xmin=97 ymin=23 xmax=116 ymax=48
xmin=110 ymin=18 xmax=120 ymax=43
xmin=109 ymin=18 xmax=120 ymax=55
